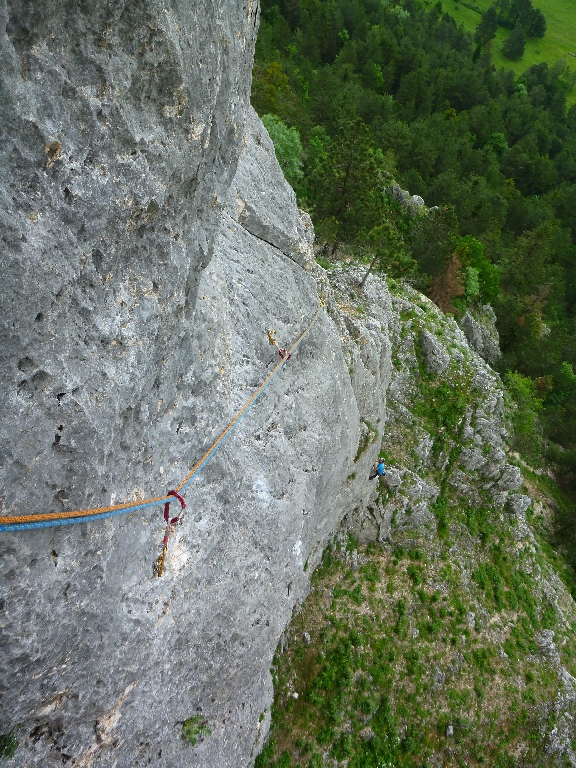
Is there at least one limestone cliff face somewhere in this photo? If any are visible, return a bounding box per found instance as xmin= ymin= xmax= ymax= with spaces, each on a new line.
xmin=1 ymin=0 xmax=258 ymax=524
xmin=0 ymin=4 xmax=391 ymax=766
xmin=0 ymin=2 xmax=533 ymax=766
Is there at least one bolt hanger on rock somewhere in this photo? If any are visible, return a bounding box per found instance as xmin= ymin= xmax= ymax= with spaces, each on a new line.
xmin=267 ymin=328 xmax=291 ymax=361
xmin=154 ymin=490 xmax=186 ymax=577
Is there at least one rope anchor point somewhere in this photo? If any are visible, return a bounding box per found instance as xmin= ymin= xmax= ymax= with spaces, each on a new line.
xmin=0 ymin=305 xmax=323 ymax=576
xmin=154 ymin=490 xmax=186 ymax=577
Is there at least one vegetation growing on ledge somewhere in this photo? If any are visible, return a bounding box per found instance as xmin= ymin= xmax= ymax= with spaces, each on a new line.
xmin=253 ymin=0 xmax=576 ymax=482
xmin=0 ymin=729 xmax=19 ymax=759
xmin=256 ymin=524 xmax=576 ymax=768
xmin=182 ymin=715 xmax=211 ymax=747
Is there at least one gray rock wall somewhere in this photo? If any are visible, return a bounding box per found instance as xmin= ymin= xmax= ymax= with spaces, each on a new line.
xmin=0 ymin=0 xmax=258 ymax=520
xmin=0 ymin=2 xmax=523 ymax=766
xmin=0 ymin=4 xmax=391 ymax=766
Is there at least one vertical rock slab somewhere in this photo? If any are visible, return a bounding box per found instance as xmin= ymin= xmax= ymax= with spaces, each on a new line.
xmin=0 ymin=3 xmax=390 ymax=767
xmin=0 ymin=0 xmax=258 ymax=520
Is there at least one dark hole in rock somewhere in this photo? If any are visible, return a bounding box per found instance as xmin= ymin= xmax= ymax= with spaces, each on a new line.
xmin=29 ymin=725 xmax=46 ymax=741
xmin=64 ymin=187 xmax=73 ymax=202
xmin=152 ymin=281 xmax=159 ymax=292
xmin=17 ymin=380 xmax=32 ymax=399
xmin=54 ymin=434 xmax=61 ymax=444
xmin=18 ymin=357 xmax=34 ymax=372
xmin=29 ymin=370 xmax=52 ymax=391
xmin=58 ymin=424 xmax=63 ymax=431
xmin=56 ymin=393 xmax=66 ymax=403
xmin=35 ymin=312 xmax=44 ymax=322
xmin=92 ymin=249 xmax=104 ymax=274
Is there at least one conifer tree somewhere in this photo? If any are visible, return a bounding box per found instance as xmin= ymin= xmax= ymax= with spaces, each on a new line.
xmin=502 ymin=25 xmax=526 ymax=60
xmin=475 ymin=6 xmax=498 ymax=43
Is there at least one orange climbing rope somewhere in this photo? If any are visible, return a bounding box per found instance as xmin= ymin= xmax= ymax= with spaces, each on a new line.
xmin=0 ymin=302 xmax=324 ymax=532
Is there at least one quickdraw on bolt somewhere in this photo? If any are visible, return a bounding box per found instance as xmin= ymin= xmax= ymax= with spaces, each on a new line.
xmin=267 ymin=329 xmax=291 ymax=361
xmin=154 ymin=490 xmax=186 ymax=577
xmin=0 ymin=305 xmax=323 ymax=535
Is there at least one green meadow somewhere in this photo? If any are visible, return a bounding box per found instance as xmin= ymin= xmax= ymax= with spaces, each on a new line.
xmin=443 ymin=0 xmax=576 ymax=104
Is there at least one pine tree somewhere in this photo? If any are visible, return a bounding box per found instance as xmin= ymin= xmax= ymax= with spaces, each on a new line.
xmin=527 ymin=8 xmax=546 ymax=38
xmin=502 ymin=26 xmax=526 ymax=60
xmin=475 ymin=5 xmax=498 ymax=43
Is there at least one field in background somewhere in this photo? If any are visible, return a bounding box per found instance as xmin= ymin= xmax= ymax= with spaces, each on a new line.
xmin=442 ymin=0 xmax=576 ymax=105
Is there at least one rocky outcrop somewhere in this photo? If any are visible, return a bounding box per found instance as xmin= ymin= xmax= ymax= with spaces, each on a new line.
xmin=386 ymin=182 xmax=425 ymax=215
xmin=0 ymin=4 xmax=389 ymax=767
xmin=0 ymin=2 xmax=542 ymax=767
xmin=420 ymin=329 xmax=450 ymax=375
xmin=372 ymin=285 xmax=521 ymax=539
xmin=460 ymin=305 xmax=501 ymax=365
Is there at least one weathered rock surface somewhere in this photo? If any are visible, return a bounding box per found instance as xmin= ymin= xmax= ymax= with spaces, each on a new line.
xmin=460 ymin=306 xmax=501 ymax=365
xmin=0 ymin=1 xmax=558 ymax=767
xmin=0 ymin=3 xmax=390 ymax=767
xmin=420 ymin=329 xmax=450 ymax=376
xmin=1 ymin=0 xmax=260 ymax=520
xmin=225 ymin=107 xmax=314 ymax=270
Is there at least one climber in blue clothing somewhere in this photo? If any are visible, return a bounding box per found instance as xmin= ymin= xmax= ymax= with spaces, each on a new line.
xmin=369 ymin=457 xmax=386 ymax=480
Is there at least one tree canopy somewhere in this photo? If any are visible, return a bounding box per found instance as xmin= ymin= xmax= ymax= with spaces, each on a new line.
xmin=253 ymin=0 xmax=576 ymax=455
xmin=502 ymin=26 xmax=526 ymax=61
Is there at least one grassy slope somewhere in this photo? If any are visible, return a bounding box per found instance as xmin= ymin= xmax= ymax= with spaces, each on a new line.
xmin=258 ymin=533 xmax=576 ymax=767
xmin=439 ymin=0 xmax=576 ymax=105
xmin=255 ymin=275 xmax=576 ymax=768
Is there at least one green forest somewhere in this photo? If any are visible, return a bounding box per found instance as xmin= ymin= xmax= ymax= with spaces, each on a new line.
xmin=252 ymin=0 xmax=576 ymax=476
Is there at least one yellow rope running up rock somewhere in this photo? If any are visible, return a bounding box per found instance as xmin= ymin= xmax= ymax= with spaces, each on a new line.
xmin=0 ymin=303 xmax=324 ymax=532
